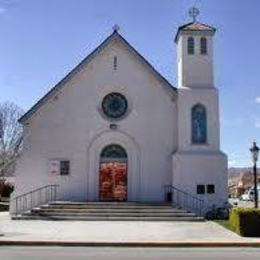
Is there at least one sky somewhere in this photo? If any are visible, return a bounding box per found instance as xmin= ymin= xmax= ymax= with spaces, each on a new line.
xmin=0 ymin=0 xmax=259 ymax=168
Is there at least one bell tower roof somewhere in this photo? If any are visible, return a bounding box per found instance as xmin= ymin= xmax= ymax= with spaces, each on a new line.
xmin=175 ymin=21 xmax=216 ymax=43
xmin=175 ymin=7 xmax=216 ymax=43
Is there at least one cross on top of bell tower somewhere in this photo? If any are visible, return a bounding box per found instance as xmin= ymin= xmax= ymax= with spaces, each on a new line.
xmin=189 ymin=7 xmax=200 ymax=22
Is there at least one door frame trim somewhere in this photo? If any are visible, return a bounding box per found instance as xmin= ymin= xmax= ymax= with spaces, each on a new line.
xmin=87 ymin=130 xmax=141 ymax=202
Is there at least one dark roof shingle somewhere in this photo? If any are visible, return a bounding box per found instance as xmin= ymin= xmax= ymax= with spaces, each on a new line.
xmin=175 ymin=21 xmax=216 ymax=42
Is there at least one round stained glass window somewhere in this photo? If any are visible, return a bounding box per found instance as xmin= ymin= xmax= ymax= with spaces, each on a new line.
xmin=102 ymin=93 xmax=128 ymax=119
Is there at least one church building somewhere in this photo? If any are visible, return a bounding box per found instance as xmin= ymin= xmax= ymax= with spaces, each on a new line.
xmin=11 ymin=12 xmax=228 ymax=215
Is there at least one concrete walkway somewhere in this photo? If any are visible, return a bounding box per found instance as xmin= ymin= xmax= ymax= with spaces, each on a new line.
xmin=0 ymin=212 xmax=259 ymax=245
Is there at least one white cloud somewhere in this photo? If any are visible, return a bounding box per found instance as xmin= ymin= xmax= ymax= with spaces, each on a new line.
xmin=227 ymin=153 xmax=251 ymax=168
xmin=0 ymin=7 xmax=7 ymax=14
xmin=228 ymin=160 xmax=237 ymax=168
xmin=255 ymin=119 xmax=260 ymax=128
xmin=221 ymin=117 xmax=246 ymax=127
xmin=256 ymin=97 xmax=260 ymax=104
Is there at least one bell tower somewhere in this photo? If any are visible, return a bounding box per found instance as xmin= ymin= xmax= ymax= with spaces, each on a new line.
xmin=175 ymin=7 xmax=216 ymax=88
xmin=172 ymin=8 xmax=228 ymax=209
xmin=175 ymin=8 xmax=220 ymax=152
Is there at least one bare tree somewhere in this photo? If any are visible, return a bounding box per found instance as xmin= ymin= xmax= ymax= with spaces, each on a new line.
xmin=0 ymin=101 xmax=24 ymax=178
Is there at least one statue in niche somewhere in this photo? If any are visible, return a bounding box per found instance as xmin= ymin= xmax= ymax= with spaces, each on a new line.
xmin=192 ymin=104 xmax=207 ymax=144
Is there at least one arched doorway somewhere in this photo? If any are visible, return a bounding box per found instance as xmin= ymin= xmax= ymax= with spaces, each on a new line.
xmin=99 ymin=144 xmax=128 ymax=201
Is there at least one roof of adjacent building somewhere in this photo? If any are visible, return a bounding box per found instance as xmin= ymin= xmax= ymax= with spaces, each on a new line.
xmin=19 ymin=30 xmax=177 ymax=124
xmin=175 ymin=21 xmax=216 ymax=42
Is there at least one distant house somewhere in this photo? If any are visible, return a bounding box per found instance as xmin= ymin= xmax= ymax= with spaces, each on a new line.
xmin=228 ymin=168 xmax=260 ymax=198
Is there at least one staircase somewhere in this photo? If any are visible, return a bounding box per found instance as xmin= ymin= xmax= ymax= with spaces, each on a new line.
xmin=12 ymin=202 xmax=204 ymax=221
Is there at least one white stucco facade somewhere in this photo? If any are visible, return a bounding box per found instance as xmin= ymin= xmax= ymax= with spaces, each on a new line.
xmin=11 ymin=20 xmax=228 ymax=213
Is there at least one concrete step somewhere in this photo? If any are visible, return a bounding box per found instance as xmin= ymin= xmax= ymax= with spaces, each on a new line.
xmin=12 ymin=215 xmax=204 ymax=221
xmin=42 ymin=206 xmax=177 ymax=210
xmin=49 ymin=202 xmax=171 ymax=206
xmin=33 ymin=208 xmax=188 ymax=214
xmin=43 ymin=204 xmax=174 ymax=210
xmin=30 ymin=211 xmax=197 ymax=217
xmin=13 ymin=202 xmax=204 ymax=222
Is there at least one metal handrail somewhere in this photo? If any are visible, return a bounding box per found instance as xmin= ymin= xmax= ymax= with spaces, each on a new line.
xmin=164 ymin=185 xmax=205 ymax=216
xmin=13 ymin=185 xmax=57 ymax=201
xmin=12 ymin=184 xmax=59 ymax=215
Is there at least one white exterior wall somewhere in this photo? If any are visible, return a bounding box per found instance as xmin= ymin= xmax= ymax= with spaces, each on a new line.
xmin=172 ymin=151 xmax=228 ymax=208
xmin=173 ymin=86 xmax=228 ymax=208
xmin=177 ymin=87 xmax=220 ymax=151
xmin=12 ymin=39 xmax=177 ymax=206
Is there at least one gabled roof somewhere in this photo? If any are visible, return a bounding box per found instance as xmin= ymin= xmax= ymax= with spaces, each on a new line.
xmin=175 ymin=21 xmax=216 ymax=43
xmin=19 ymin=31 xmax=176 ymax=124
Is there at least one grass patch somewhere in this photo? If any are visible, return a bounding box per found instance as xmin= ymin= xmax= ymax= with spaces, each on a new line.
xmin=214 ymin=220 xmax=233 ymax=232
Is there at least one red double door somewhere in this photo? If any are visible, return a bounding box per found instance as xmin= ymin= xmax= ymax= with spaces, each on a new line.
xmin=99 ymin=162 xmax=127 ymax=201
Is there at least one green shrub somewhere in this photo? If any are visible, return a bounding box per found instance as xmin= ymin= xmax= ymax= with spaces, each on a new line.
xmin=0 ymin=203 xmax=9 ymax=212
xmin=0 ymin=179 xmax=14 ymax=198
xmin=229 ymin=208 xmax=260 ymax=237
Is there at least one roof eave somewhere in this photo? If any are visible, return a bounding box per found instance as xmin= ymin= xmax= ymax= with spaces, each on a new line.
xmin=19 ymin=32 xmax=119 ymax=124
xmin=174 ymin=22 xmax=216 ymax=43
xmin=19 ymin=31 xmax=177 ymax=124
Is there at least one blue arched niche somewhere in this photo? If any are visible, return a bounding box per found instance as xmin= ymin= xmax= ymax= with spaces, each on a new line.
xmin=191 ymin=104 xmax=207 ymax=144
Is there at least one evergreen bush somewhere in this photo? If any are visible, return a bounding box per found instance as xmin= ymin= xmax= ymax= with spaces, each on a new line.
xmin=229 ymin=208 xmax=260 ymax=237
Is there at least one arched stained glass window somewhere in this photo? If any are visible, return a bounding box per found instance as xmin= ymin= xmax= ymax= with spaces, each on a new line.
xmin=191 ymin=104 xmax=207 ymax=144
xmin=101 ymin=144 xmax=127 ymax=159
xmin=200 ymin=37 xmax=207 ymax=55
xmin=187 ymin=37 xmax=195 ymax=55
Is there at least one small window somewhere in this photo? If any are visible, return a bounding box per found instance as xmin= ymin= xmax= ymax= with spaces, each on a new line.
xmin=200 ymin=37 xmax=207 ymax=55
xmin=207 ymin=184 xmax=215 ymax=194
xmin=113 ymin=56 xmax=117 ymax=70
xmin=197 ymin=185 xmax=205 ymax=195
xmin=187 ymin=37 xmax=195 ymax=55
xmin=60 ymin=160 xmax=70 ymax=175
